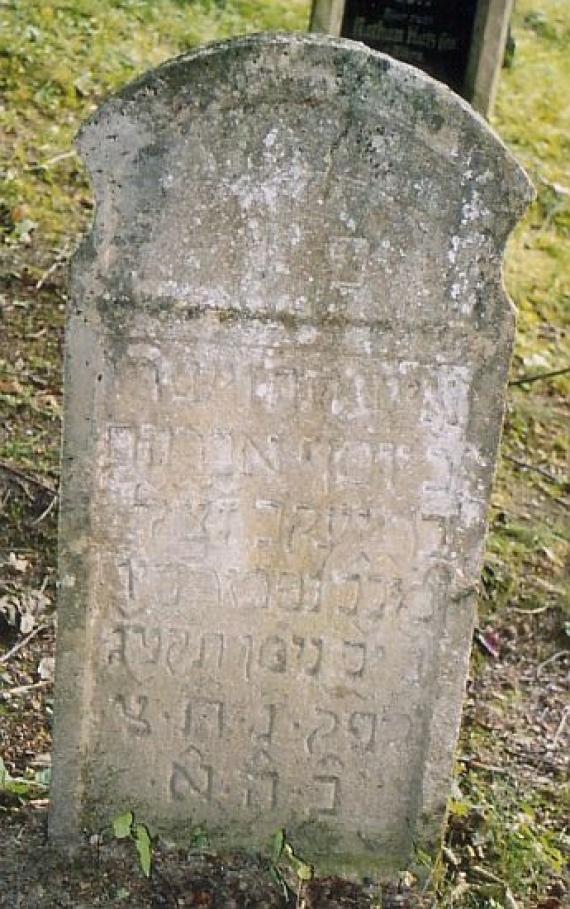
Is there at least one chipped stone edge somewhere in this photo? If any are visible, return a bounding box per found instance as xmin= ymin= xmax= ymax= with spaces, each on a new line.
xmin=48 ymin=294 xmax=104 ymax=847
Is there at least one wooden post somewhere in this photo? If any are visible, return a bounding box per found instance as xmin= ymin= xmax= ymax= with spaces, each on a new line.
xmin=465 ymin=0 xmax=515 ymax=118
xmin=309 ymin=0 xmax=344 ymax=36
xmin=309 ymin=0 xmax=514 ymax=118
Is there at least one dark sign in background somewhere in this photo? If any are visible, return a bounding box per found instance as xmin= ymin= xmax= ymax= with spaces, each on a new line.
xmin=341 ymin=0 xmax=479 ymax=94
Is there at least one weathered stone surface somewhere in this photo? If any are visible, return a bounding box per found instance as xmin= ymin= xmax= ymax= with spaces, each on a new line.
xmin=49 ymin=33 xmax=532 ymax=874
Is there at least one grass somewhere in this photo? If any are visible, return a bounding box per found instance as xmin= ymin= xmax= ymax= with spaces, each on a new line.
xmin=489 ymin=0 xmax=569 ymax=627
xmin=1 ymin=1 xmax=568 ymax=906
xmin=459 ymin=11 xmax=570 ymax=881
xmin=0 ymin=1 xmax=310 ymax=251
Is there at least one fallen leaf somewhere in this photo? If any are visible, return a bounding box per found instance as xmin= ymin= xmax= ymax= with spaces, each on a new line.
xmin=37 ymin=657 xmax=54 ymax=681
xmin=20 ymin=612 xmax=35 ymax=635
xmin=0 ymin=379 xmax=23 ymax=394
xmin=8 ymin=553 xmax=29 ymax=573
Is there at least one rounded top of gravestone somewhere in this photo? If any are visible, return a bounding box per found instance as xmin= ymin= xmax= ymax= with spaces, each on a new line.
xmin=79 ymin=31 xmax=533 ymax=215
xmin=75 ymin=32 xmax=533 ymax=332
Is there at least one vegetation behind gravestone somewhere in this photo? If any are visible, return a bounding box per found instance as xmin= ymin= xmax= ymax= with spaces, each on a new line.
xmin=0 ymin=1 xmax=568 ymax=907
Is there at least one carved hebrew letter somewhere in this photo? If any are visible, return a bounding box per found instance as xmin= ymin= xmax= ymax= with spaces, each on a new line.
xmin=170 ymin=748 xmax=213 ymax=802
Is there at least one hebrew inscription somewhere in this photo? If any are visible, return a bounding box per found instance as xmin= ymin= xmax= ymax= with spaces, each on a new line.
xmin=49 ymin=34 xmax=532 ymax=873
xmin=76 ymin=324 xmax=510 ymax=855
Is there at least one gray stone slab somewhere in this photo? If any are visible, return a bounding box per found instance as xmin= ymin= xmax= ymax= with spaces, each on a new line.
xmin=49 ymin=33 xmax=532 ymax=874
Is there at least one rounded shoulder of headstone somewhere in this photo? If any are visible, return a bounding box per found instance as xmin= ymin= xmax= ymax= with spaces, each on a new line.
xmin=77 ymin=32 xmax=534 ymax=220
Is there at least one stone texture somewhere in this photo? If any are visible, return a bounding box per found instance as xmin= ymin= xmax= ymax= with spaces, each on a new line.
xmin=49 ymin=33 xmax=532 ymax=874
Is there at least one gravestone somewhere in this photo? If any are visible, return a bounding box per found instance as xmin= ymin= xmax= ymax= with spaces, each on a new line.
xmin=49 ymin=33 xmax=532 ymax=874
xmin=310 ymin=0 xmax=515 ymax=116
